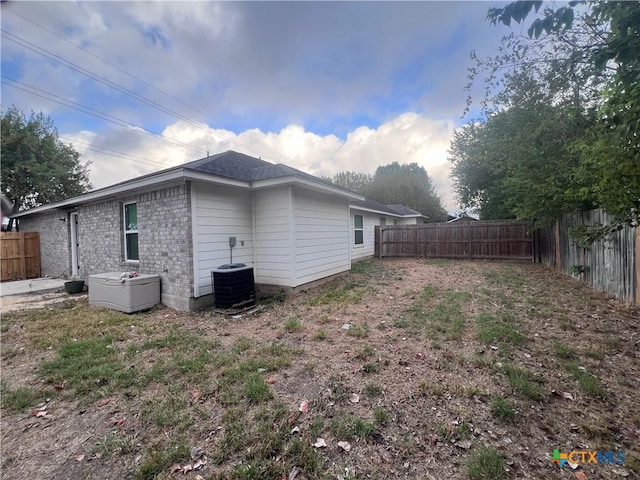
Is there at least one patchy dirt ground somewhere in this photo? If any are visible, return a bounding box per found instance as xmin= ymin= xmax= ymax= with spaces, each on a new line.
xmin=1 ymin=259 xmax=638 ymax=480
xmin=1 ymin=291 xmax=87 ymax=314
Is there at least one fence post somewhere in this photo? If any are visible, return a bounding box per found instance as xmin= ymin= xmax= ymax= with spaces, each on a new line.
xmin=374 ymin=226 xmax=381 ymax=259
xmin=423 ymin=224 xmax=428 ymax=258
xmin=554 ymin=221 xmax=561 ymax=269
xmin=636 ymin=226 xmax=639 ymax=305
xmin=19 ymin=232 xmax=26 ymax=280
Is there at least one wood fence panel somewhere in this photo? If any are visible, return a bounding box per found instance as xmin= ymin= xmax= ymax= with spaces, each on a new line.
xmin=0 ymin=232 xmax=41 ymax=281
xmin=534 ymin=209 xmax=637 ymax=304
xmin=376 ymin=221 xmax=533 ymax=261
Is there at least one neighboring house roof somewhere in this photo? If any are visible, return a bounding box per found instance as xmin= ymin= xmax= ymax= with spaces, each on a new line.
xmin=385 ymin=204 xmax=422 ymax=217
xmin=350 ymin=198 xmax=425 ymax=219
xmin=447 ymin=214 xmax=479 ymax=223
xmin=12 ymin=150 xmax=363 ymax=218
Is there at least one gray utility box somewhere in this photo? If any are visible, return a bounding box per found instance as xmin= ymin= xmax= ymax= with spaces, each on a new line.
xmin=89 ymin=272 xmax=160 ymax=313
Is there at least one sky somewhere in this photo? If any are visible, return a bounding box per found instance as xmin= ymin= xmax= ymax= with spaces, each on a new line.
xmin=0 ymin=1 xmax=511 ymax=211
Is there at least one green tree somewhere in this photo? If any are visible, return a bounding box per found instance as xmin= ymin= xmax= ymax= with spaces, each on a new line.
xmin=450 ymin=94 xmax=594 ymax=223
xmin=327 ymin=171 xmax=373 ymax=193
xmin=364 ymin=162 xmax=447 ymax=222
xmin=327 ymin=163 xmax=447 ymax=222
xmin=454 ymin=1 xmax=639 ymax=234
xmin=1 ymin=106 xmax=92 ymax=211
xmin=482 ymin=1 xmax=640 ymax=228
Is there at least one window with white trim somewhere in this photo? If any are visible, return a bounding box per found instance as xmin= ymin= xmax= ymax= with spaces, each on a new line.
xmin=124 ymin=202 xmax=139 ymax=261
xmin=354 ymin=214 xmax=364 ymax=245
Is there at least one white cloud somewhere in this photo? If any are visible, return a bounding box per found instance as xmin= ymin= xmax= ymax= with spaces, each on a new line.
xmin=64 ymin=111 xmax=459 ymax=210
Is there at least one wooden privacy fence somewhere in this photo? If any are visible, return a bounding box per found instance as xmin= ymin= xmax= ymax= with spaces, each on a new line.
xmin=374 ymin=221 xmax=533 ymax=261
xmin=0 ymin=232 xmax=41 ymax=281
xmin=534 ymin=209 xmax=638 ymax=305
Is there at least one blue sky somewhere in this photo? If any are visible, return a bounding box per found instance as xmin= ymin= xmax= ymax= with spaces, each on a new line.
xmin=0 ymin=1 xmax=510 ymax=210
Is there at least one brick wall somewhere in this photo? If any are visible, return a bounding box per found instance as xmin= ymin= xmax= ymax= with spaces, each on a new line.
xmin=135 ymin=184 xmax=193 ymax=299
xmin=19 ymin=211 xmax=71 ymax=278
xmin=18 ymin=182 xmax=195 ymax=309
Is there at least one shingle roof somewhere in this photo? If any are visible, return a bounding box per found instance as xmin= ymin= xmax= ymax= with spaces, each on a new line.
xmin=385 ymin=204 xmax=422 ymax=216
xmin=350 ymin=198 xmax=399 ymax=216
xmin=350 ymin=199 xmax=424 ymax=218
xmin=183 ymin=150 xmax=327 ymax=183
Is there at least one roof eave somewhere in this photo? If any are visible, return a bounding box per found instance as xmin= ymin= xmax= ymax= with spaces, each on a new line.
xmin=12 ymin=170 xmax=253 ymax=218
xmin=253 ymin=176 xmax=364 ymax=201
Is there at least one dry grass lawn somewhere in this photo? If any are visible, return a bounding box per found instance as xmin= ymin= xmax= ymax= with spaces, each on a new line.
xmin=1 ymin=258 xmax=638 ymax=480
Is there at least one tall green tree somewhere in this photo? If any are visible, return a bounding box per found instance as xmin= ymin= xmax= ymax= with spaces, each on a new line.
xmin=453 ymin=1 xmax=639 ymax=233
xmin=1 ymin=106 xmax=92 ymax=211
xmin=328 ymin=163 xmax=448 ymax=222
xmin=327 ymin=171 xmax=373 ymax=193
xmin=365 ymin=162 xmax=447 ymax=222
xmin=482 ymin=1 xmax=640 ymax=228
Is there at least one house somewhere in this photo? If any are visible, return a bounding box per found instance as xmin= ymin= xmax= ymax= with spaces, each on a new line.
xmin=12 ymin=150 xmax=424 ymax=311
xmin=349 ymin=198 xmax=425 ymax=260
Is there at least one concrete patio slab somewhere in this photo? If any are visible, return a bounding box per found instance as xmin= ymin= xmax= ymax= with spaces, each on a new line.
xmin=0 ymin=278 xmax=67 ymax=297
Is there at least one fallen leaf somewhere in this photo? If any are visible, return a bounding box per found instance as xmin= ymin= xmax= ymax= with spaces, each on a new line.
xmin=169 ymin=463 xmax=182 ymax=473
xmin=267 ymin=376 xmax=276 ymax=384
xmin=429 ymin=433 xmax=439 ymax=445
xmin=191 ymin=391 xmax=200 ymax=400
xmin=75 ymin=454 xmax=85 ymax=462
xmin=456 ymin=440 xmax=472 ymax=450
xmin=298 ymin=401 xmax=310 ymax=414
xmin=182 ymin=464 xmax=193 ymax=474
xmin=98 ymin=398 xmax=110 ymax=407
xmin=563 ymin=392 xmax=575 ymax=401
xmin=35 ymin=410 xmax=48 ymax=418
xmin=290 ymin=426 xmax=300 ymax=434
xmin=190 ymin=446 xmax=204 ymax=460
xmin=54 ymin=383 xmax=65 ymax=390
xmin=575 ymin=472 xmax=588 ymax=480
xmin=287 ymin=413 xmax=298 ymax=425
xmin=312 ymin=438 xmax=327 ymax=448
xmin=108 ymin=417 xmax=125 ymax=428
xmin=195 ymin=476 xmax=205 ymax=480
xmin=289 ymin=466 xmax=301 ymax=480
xmin=350 ymin=393 xmax=360 ymax=403
xmin=193 ymin=459 xmax=206 ymax=470
xmin=337 ymin=441 xmax=351 ymax=452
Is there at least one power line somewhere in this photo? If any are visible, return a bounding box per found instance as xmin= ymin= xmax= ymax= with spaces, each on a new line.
xmin=1 ymin=77 xmax=207 ymax=156
xmin=1 ymin=13 xmax=289 ymax=163
xmin=5 ymin=6 xmax=213 ymax=123
xmin=1 ymin=28 xmax=271 ymax=159
xmin=58 ymin=135 xmax=170 ymax=169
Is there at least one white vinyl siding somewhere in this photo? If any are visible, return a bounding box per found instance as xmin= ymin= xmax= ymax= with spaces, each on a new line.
xmin=293 ymin=188 xmax=350 ymax=286
xmin=350 ymin=210 xmax=396 ymax=260
xmin=397 ymin=217 xmax=419 ymax=225
xmin=192 ymin=182 xmax=254 ymax=296
xmin=254 ymin=187 xmax=293 ymax=285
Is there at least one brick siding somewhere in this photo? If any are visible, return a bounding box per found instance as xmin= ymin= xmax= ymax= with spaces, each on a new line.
xmin=18 ymin=182 xmax=195 ymax=306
